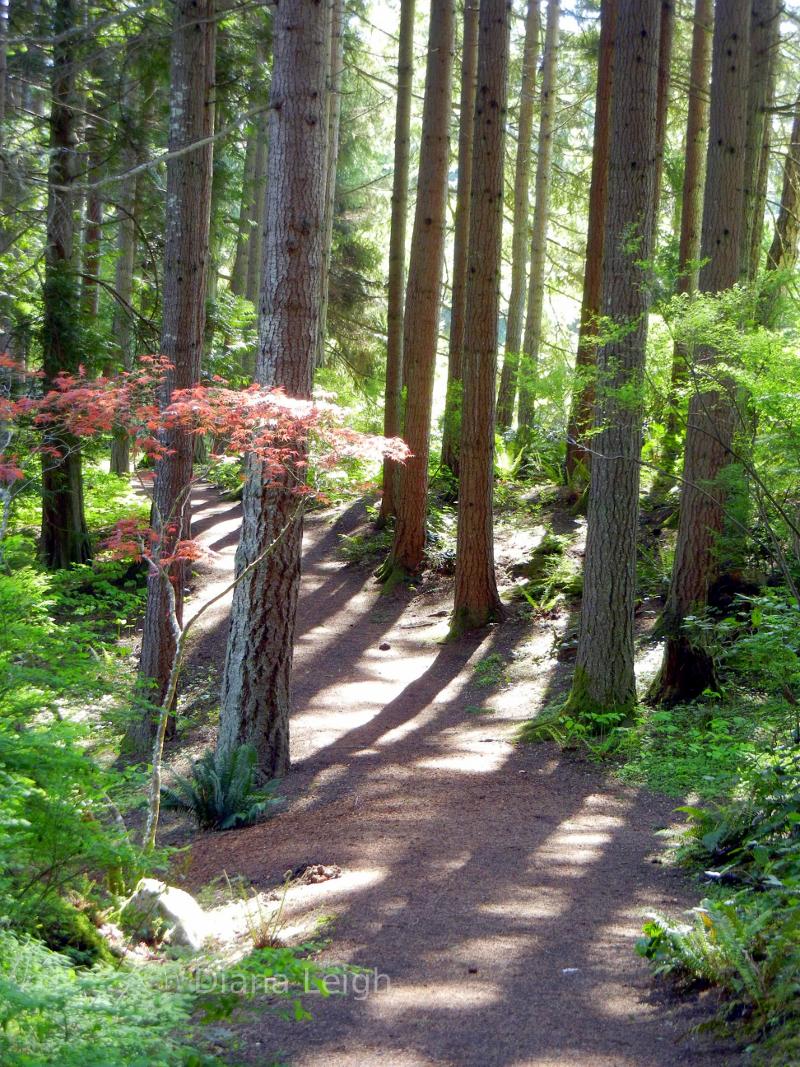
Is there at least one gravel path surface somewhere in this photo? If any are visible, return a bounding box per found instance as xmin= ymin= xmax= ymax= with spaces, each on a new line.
xmin=182 ymin=488 xmax=739 ymax=1067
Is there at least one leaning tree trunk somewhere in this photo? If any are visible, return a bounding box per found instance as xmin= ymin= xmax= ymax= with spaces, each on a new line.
xmin=379 ymin=0 xmax=455 ymax=580
xmin=317 ymin=0 xmax=345 ymax=366
xmin=40 ymin=0 xmax=91 ymax=570
xmin=650 ymin=0 xmax=751 ymax=706
xmin=761 ymin=95 xmax=800 ymax=325
xmin=495 ymin=0 xmax=540 ymax=433
xmin=438 ymin=0 xmax=479 ymax=476
xmin=564 ymin=0 xmax=616 ymax=480
xmin=563 ymin=0 xmax=662 ymax=719
xmin=124 ymin=0 xmax=216 ymax=760
xmin=741 ymin=0 xmax=778 ymax=283
xmin=517 ymin=0 xmax=560 ymax=436
xmin=218 ymin=0 xmax=328 ymax=780
xmin=377 ymin=0 xmax=415 ymax=526
xmin=654 ymin=0 xmax=712 ymax=491
xmin=450 ymin=0 xmax=510 ymax=635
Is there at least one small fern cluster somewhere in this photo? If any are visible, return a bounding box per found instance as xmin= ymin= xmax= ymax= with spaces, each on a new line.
xmin=639 ymin=897 xmax=800 ymax=1059
xmin=639 ymin=755 xmax=800 ymax=1062
xmin=161 ymin=744 xmax=283 ymax=831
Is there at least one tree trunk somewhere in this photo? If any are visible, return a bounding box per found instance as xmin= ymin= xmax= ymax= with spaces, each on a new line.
xmin=741 ymin=0 xmax=778 ymax=282
xmin=564 ymin=0 xmax=616 ymax=481
xmin=438 ymin=0 xmax=479 ymax=475
xmin=517 ymin=0 xmax=560 ymax=435
xmin=563 ymin=0 xmax=662 ymax=718
xmin=40 ymin=0 xmax=91 ymax=570
xmin=218 ymin=0 xmax=328 ymax=780
xmin=650 ymin=0 xmax=751 ymax=706
xmin=109 ymin=173 xmax=138 ymax=473
xmin=80 ymin=124 xmax=103 ymax=319
xmin=0 ymin=0 xmax=6 ymax=216
xmin=761 ymin=95 xmax=800 ymax=324
xmin=377 ymin=0 xmax=415 ymax=526
xmin=654 ymin=0 xmax=712 ymax=490
xmin=651 ymin=1 xmax=674 ymax=247
xmin=230 ymin=126 xmax=258 ymax=296
xmin=450 ymin=0 xmax=510 ymax=635
xmin=124 ymin=0 xmax=216 ymax=759
xmin=317 ymin=0 xmax=345 ymax=367
xmin=111 ymin=75 xmax=149 ymax=475
xmin=380 ymin=0 xmax=455 ymax=579
xmin=245 ymin=110 xmax=269 ymax=304
xmin=494 ymin=0 xmax=540 ymax=433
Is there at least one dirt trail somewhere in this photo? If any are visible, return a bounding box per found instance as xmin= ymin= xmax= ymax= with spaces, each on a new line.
xmin=181 ymin=487 xmax=738 ymax=1067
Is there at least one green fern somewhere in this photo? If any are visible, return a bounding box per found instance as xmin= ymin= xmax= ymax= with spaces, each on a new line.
xmin=639 ymin=897 xmax=800 ymax=1052
xmin=161 ymin=744 xmax=283 ymax=831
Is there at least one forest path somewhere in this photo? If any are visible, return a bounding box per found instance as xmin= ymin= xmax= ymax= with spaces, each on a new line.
xmin=182 ymin=486 xmax=738 ymax=1067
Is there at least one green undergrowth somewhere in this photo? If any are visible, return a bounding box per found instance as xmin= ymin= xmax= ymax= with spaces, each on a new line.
xmin=509 ymin=531 xmax=583 ymax=612
xmin=625 ymin=591 xmax=800 ymax=1062
xmin=0 ymin=467 xmax=340 ymax=1064
xmin=0 ymin=928 xmax=338 ymax=1067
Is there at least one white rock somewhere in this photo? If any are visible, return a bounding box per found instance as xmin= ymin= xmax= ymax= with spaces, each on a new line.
xmin=121 ymin=878 xmax=208 ymax=951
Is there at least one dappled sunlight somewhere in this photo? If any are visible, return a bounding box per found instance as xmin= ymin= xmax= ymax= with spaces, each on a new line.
xmin=372 ymin=979 xmax=502 ymax=1013
xmin=415 ymin=747 xmax=511 ymax=774
xmin=477 ymin=893 xmax=568 ymax=922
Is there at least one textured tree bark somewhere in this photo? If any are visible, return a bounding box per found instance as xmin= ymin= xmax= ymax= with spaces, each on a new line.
xmin=439 ymin=0 xmax=479 ymax=476
xmin=564 ymin=0 xmax=616 ymax=481
xmin=761 ymin=96 xmax=800 ymax=324
xmin=377 ymin=0 xmax=415 ymax=526
xmin=494 ymin=0 xmax=540 ymax=433
xmin=741 ymin=0 xmax=778 ymax=282
xmin=380 ymin=0 xmax=454 ymax=579
xmin=124 ymin=0 xmax=216 ymax=759
xmin=218 ymin=0 xmax=328 ymax=780
xmin=317 ymin=0 xmax=345 ymax=366
xmin=650 ymin=0 xmax=751 ymax=706
xmin=450 ymin=0 xmax=510 ymax=635
xmin=563 ymin=0 xmax=661 ymax=718
xmin=654 ymin=0 xmax=712 ymax=491
xmin=40 ymin=0 xmax=91 ymax=571
xmin=517 ymin=0 xmax=560 ymax=435
xmin=230 ymin=126 xmax=258 ymax=296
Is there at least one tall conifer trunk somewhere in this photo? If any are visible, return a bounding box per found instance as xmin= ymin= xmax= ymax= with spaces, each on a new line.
xmin=124 ymin=0 xmax=216 ymax=758
xmin=378 ymin=0 xmax=415 ymax=525
xmin=439 ymin=0 xmax=479 ymax=475
xmin=564 ymin=0 xmax=616 ymax=480
xmin=379 ymin=0 xmax=455 ymax=579
xmin=517 ymin=0 xmax=560 ymax=435
xmin=40 ymin=0 xmax=91 ymax=570
xmin=563 ymin=0 xmax=662 ymax=718
xmin=495 ymin=0 xmax=540 ymax=434
xmin=450 ymin=0 xmax=510 ymax=635
xmin=650 ymin=0 xmax=751 ymax=706
xmin=318 ymin=0 xmax=345 ymax=366
xmin=654 ymin=0 xmax=712 ymax=490
xmin=218 ymin=0 xmax=328 ymax=779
